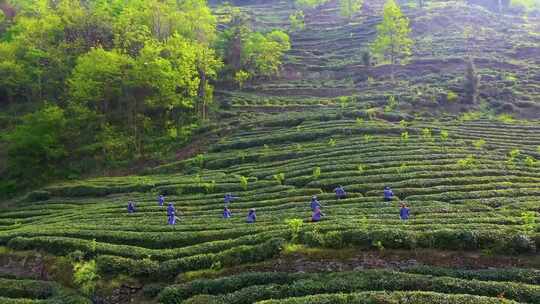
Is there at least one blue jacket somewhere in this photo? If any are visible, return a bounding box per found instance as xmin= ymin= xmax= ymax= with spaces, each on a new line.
xmin=400 ymin=207 xmax=410 ymax=220
xmin=334 ymin=187 xmax=346 ymax=196
xmin=384 ymin=189 xmax=394 ymax=199
xmin=310 ymin=199 xmax=321 ymax=211
xmin=223 ymin=209 xmax=232 ymax=218
xmin=127 ymin=203 xmax=135 ymax=213
xmin=246 ymin=211 xmax=256 ymax=223
xmin=167 ymin=205 xmax=175 ymax=216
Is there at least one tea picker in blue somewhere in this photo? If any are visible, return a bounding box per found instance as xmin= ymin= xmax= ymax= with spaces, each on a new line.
xmin=334 ymin=185 xmax=347 ymax=199
xmin=127 ymin=201 xmax=136 ymax=214
xmin=158 ymin=194 xmax=165 ymax=207
xmin=384 ymin=186 xmax=394 ymax=202
xmin=312 ymin=207 xmax=325 ymax=222
xmin=223 ymin=206 xmax=232 ymax=219
xmin=310 ymin=195 xmax=322 ymax=211
xmin=246 ymin=208 xmax=256 ymax=223
xmin=167 ymin=203 xmax=178 ymax=225
xmin=400 ymin=203 xmax=410 ymax=220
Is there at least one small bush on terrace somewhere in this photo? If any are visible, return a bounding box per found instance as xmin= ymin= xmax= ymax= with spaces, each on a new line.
xmin=521 ymin=212 xmax=538 ymax=235
xmin=239 ymin=176 xmax=249 ymax=191
xmin=73 ymin=260 xmax=99 ymax=296
xmin=274 ymin=173 xmax=285 ymax=185
xmin=312 ymin=167 xmax=321 ymax=179
xmin=286 ymin=219 xmax=304 ymax=243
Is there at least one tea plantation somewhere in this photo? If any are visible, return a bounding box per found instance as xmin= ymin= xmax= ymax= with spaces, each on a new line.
xmin=1 ymin=110 xmax=540 ymax=302
xmin=2 ymin=0 xmax=540 ymax=303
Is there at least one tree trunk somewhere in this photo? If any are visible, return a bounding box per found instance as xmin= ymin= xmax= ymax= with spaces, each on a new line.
xmin=198 ymin=68 xmax=207 ymax=121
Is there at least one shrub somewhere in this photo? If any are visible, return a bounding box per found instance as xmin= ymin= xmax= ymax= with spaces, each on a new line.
xmin=421 ymin=128 xmax=432 ymax=141
xmin=312 ymin=167 xmax=321 ymax=179
xmin=522 ymin=211 xmax=538 ymax=235
xmin=239 ymin=176 xmax=249 ymax=191
xmin=328 ymin=138 xmax=336 ymax=147
xmin=509 ymin=234 xmax=536 ymax=253
xmin=289 ymin=10 xmax=305 ymax=32
xmin=0 ymin=278 xmax=55 ymax=299
xmin=401 ymin=131 xmax=409 ymax=143
xmin=73 ymin=260 xmax=99 ymax=296
xmin=286 ymin=219 xmax=304 ymax=243
xmin=274 ymin=173 xmax=285 ymax=185
xmin=447 ymin=91 xmax=458 ymax=102
xmin=440 ymin=130 xmax=449 ymax=142
xmin=473 ymin=139 xmax=486 ymax=150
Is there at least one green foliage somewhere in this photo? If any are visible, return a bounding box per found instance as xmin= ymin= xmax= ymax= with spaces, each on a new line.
xmin=507 ymin=149 xmax=521 ymax=166
xmin=457 ymin=155 xmax=476 ymax=169
xmin=194 ymin=154 xmax=205 ymax=169
xmin=359 ymin=216 xmax=369 ymax=231
xmin=397 ymin=163 xmax=409 ymax=175
xmin=440 ymin=130 xmax=449 ymax=142
xmin=384 ymin=95 xmax=398 ymax=112
xmin=401 ymin=131 xmax=409 ymax=143
xmin=473 ymin=139 xmax=486 ymax=150
xmin=313 ymin=167 xmax=321 ymax=179
xmin=525 ymin=156 xmax=537 ymax=167
xmin=497 ymin=114 xmax=516 ymax=124
xmin=399 ymin=120 xmax=408 ymax=129
xmin=3 ymin=104 xmax=67 ymax=194
xmin=338 ymin=96 xmax=350 ymax=109
xmin=289 ymin=10 xmax=305 ymax=31
xmin=373 ymin=240 xmax=385 ymax=251
xmin=239 ymin=176 xmax=249 ymax=191
xmin=447 ymin=91 xmax=458 ymax=102
xmin=243 ymin=30 xmax=291 ymax=77
xmin=340 ymin=0 xmax=364 ymax=20
xmin=521 ymin=212 xmax=538 ymax=235
xmin=286 ymin=219 xmax=304 ymax=243
xmin=202 ymin=181 xmax=216 ymax=194
xmin=273 ymin=173 xmax=285 ymax=185
xmin=0 ymin=0 xmax=222 ymax=194
xmin=421 ymin=128 xmax=432 ymax=141
xmin=220 ymin=14 xmax=291 ymax=80
xmin=73 ymin=260 xmax=99 ymax=296
xmin=363 ymin=134 xmax=373 ymax=143
xmin=371 ymin=0 xmax=413 ymax=75
xmin=234 ymin=70 xmax=251 ymax=88
xmin=328 ymin=138 xmax=337 ymax=147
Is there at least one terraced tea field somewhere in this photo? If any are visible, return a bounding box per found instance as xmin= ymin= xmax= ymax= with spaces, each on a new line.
xmin=216 ymin=0 xmax=540 ymax=118
xmin=1 ymin=111 xmax=539 ymax=302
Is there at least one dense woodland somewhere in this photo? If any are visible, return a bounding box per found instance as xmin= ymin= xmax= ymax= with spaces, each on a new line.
xmin=0 ymin=0 xmax=292 ymax=196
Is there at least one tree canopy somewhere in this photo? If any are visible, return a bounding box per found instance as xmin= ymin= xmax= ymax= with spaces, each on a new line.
xmin=0 ymin=0 xmax=293 ymax=197
xmin=370 ymin=0 xmax=413 ymax=78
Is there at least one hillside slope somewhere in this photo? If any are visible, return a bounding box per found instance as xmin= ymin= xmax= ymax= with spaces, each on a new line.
xmin=218 ymin=0 xmax=540 ymax=118
xmin=1 ymin=110 xmax=540 ymax=302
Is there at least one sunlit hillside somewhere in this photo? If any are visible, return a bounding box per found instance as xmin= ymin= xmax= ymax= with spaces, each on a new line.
xmin=1 ymin=0 xmax=539 ymax=303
